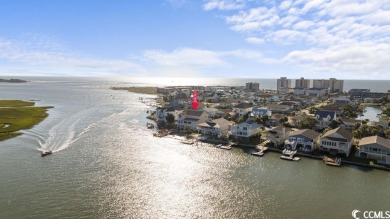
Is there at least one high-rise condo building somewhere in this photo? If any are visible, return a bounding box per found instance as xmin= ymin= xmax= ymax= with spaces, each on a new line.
xmin=277 ymin=77 xmax=291 ymax=93
xmin=245 ymin=82 xmax=260 ymax=91
xmin=313 ymin=78 xmax=344 ymax=93
xmin=295 ymin=77 xmax=310 ymax=89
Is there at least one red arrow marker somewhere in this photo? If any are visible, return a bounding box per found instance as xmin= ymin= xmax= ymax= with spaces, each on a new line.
xmin=192 ymin=91 xmax=199 ymax=110
xmin=192 ymin=102 xmax=199 ymax=110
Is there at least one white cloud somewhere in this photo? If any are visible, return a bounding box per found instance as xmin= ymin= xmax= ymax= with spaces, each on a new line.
xmin=292 ymin=20 xmax=315 ymax=30
xmin=245 ymin=37 xmax=264 ymax=44
xmin=142 ymin=48 xmax=226 ymax=66
xmin=0 ymin=37 xmax=145 ymax=76
xmin=203 ymin=0 xmax=245 ymax=11
xmin=285 ymin=42 xmax=390 ymax=76
xmin=279 ymin=1 xmax=292 ymax=10
xmin=143 ymin=47 xmax=275 ymax=66
xmin=204 ymin=0 xmax=390 ymax=77
xmin=227 ymin=7 xmax=280 ymax=31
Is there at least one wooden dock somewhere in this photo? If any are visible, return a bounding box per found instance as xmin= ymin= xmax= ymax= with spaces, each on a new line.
xmin=251 ymin=146 xmax=268 ymax=157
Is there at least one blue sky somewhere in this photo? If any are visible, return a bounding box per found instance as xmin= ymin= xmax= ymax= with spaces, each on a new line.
xmin=0 ymin=0 xmax=389 ymax=79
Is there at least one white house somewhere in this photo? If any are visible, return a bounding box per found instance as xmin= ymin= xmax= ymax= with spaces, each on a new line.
xmin=284 ymin=129 xmax=321 ymax=152
xmin=232 ymin=102 xmax=253 ymax=118
xmin=319 ymin=127 xmax=354 ymax=156
xmin=359 ymin=136 xmax=390 ymax=164
xmin=197 ymin=118 xmax=235 ymax=138
xmin=176 ymin=110 xmax=209 ymax=131
xmin=231 ymin=121 xmax=261 ymax=142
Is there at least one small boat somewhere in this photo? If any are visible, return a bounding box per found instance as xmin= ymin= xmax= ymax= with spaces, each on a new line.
xmin=251 ymin=151 xmax=264 ymax=157
xmin=282 ymin=149 xmax=297 ymax=156
xmin=146 ymin=123 xmax=154 ymax=129
xmin=220 ymin=145 xmax=232 ymax=150
xmin=323 ymin=156 xmax=341 ymax=166
xmin=280 ymin=155 xmax=300 ymax=161
xmin=215 ymin=144 xmax=222 ymax=148
xmin=41 ymin=151 xmax=52 ymax=157
xmin=180 ymin=140 xmax=194 ymax=145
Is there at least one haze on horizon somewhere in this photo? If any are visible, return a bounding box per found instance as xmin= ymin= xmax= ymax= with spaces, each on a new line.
xmin=0 ymin=0 xmax=389 ymax=79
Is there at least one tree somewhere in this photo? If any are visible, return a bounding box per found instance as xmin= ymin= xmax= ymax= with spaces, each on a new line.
xmin=383 ymin=107 xmax=390 ymax=117
xmin=279 ymin=116 xmax=288 ymax=124
xmin=184 ymin=126 xmax=192 ymax=135
xmin=384 ymin=127 xmax=390 ymax=139
xmin=343 ymin=104 xmax=357 ymax=118
xmin=260 ymin=115 xmax=269 ymax=125
xmin=166 ymin=114 xmax=175 ymax=124
xmin=298 ymin=116 xmax=318 ymax=129
xmin=328 ymin=120 xmax=340 ymax=129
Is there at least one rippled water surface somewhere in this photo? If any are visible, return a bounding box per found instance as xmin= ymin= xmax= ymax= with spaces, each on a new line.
xmin=0 ymin=77 xmax=389 ymax=219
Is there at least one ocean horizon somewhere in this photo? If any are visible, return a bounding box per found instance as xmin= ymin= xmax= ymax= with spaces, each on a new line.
xmin=3 ymin=76 xmax=390 ymax=92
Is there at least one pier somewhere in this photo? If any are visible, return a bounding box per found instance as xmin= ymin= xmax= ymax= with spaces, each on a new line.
xmin=251 ymin=146 xmax=268 ymax=157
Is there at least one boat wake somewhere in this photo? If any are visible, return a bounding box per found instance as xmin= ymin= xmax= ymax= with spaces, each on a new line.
xmin=38 ymin=108 xmax=97 ymax=152
xmin=38 ymin=107 xmax=133 ymax=153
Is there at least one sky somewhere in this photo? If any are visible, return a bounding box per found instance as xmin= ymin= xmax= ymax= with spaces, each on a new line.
xmin=0 ymin=0 xmax=389 ymax=79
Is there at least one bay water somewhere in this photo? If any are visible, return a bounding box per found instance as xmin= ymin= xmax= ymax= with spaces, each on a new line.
xmin=0 ymin=77 xmax=389 ymax=219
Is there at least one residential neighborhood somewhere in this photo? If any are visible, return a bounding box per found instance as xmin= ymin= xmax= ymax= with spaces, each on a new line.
xmin=147 ymin=78 xmax=390 ymax=168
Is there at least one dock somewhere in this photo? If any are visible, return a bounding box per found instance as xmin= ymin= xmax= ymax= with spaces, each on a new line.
xmin=180 ymin=140 xmax=194 ymax=145
xmin=323 ymin=156 xmax=341 ymax=166
xmin=251 ymin=145 xmax=268 ymax=157
xmin=280 ymin=149 xmax=300 ymax=161
xmin=280 ymin=155 xmax=301 ymax=161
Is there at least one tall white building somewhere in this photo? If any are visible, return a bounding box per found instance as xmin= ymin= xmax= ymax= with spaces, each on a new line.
xmin=245 ymin=82 xmax=260 ymax=91
xmin=277 ymin=77 xmax=291 ymax=94
xmin=295 ymin=77 xmax=310 ymax=89
xmin=313 ymin=78 xmax=344 ymax=93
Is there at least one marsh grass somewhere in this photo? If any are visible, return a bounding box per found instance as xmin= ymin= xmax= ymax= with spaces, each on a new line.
xmin=0 ymin=100 xmax=51 ymax=141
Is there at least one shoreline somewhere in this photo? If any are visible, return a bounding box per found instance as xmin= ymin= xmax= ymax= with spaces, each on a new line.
xmin=111 ymin=86 xmax=158 ymax=95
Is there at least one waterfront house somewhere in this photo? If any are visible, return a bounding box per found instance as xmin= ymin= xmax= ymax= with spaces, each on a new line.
xmin=314 ymin=110 xmax=337 ymax=129
xmin=263 ymin=126 xmax=293 ymax=146
xmin=284 ymin=129 xmax=321 ymax=152
xmin=197 ymin=118 xmax=235 ymax=138
xmin=231 ymin=121 xmax=261 ymax=143
xmin=319 ymin=127 xmax=354 ymax=156
xmin=359 ymin=136 xmax=390 ymax=164
xmin=250 ymin=107 xmax=272 ymax=118
xmin=156 ymin=107 xmax=182 ymax=121
xmin=232 ymin=102 xmax=253 ymax=118
xmin=176 ymin=110 xmax=208 ymax=131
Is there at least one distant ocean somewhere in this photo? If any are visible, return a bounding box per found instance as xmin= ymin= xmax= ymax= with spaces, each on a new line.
xmin=5 ymin=76 xmax=390 ymax=92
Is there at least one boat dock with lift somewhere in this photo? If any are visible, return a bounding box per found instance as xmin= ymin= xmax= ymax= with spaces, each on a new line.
xmin=251 ymin=145 xmax=269 ymax=157
xmin=216 ymin=144 xmax=232 ymax=150
xmin=323 ymin=156 xmax=341 ymax=166
xmin=280 ymin=149 xmax=300 ymax=161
